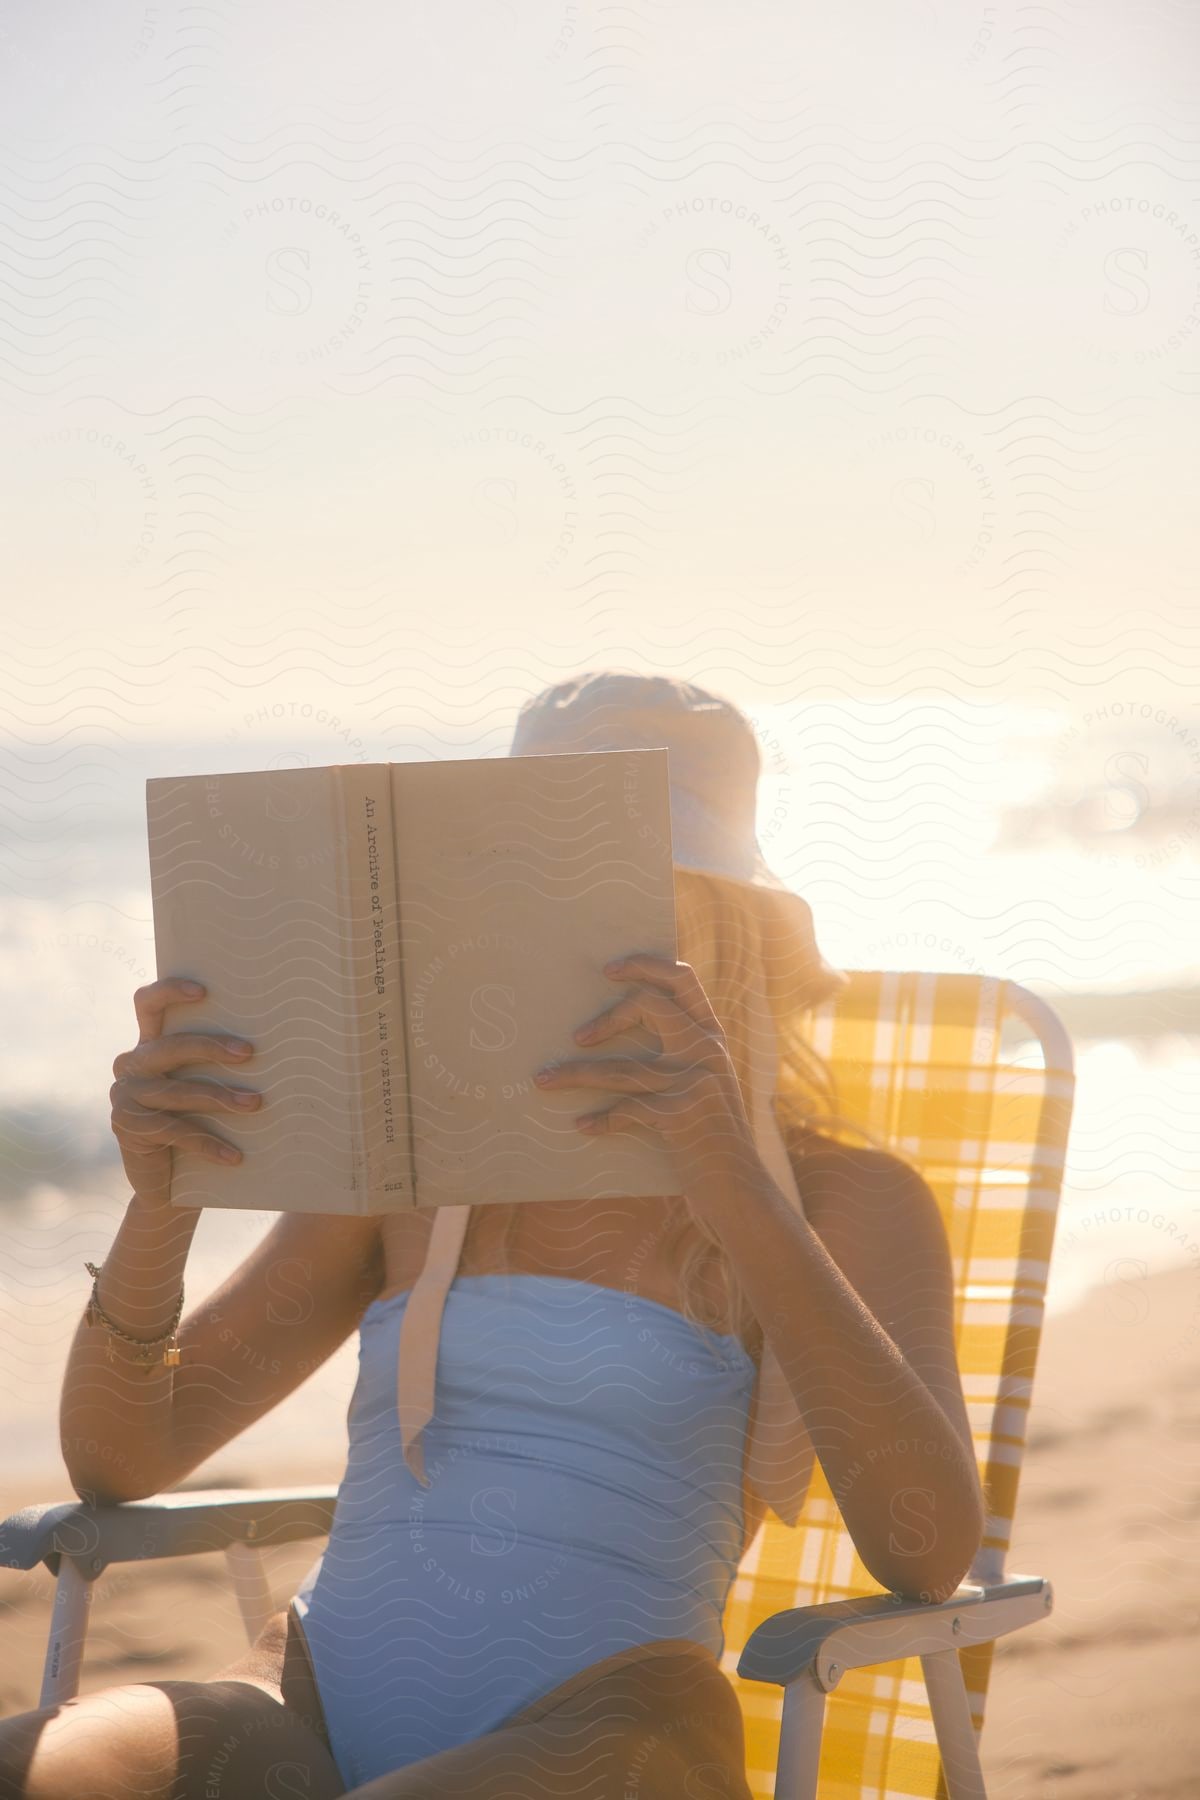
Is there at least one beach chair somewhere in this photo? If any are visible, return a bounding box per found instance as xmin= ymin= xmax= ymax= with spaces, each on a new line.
xmin=1 ymin=970 xmax=1075 ymax=1799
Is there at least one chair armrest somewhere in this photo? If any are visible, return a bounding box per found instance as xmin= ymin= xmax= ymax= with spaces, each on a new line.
xmin=0 ymin=1486 xmax=338 ymax=1580
xmin=737 ymin=1574 xmax=1053 ymax=1690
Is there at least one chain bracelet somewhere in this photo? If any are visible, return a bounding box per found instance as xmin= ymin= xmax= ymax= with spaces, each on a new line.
xmin=84 ymin=1260 xmax=184 ymax=1367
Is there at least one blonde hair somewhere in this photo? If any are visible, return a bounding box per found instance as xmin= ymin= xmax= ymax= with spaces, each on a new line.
xmin=467 ymin=868 xmax=891 ymax=1351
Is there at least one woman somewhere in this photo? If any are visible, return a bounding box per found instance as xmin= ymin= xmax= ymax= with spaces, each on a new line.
xmin=2 ymin=672 xmax=985 ymax=1800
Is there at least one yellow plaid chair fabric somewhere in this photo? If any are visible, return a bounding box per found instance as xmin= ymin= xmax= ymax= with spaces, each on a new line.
xmin=724 ymin=970 xmax=1075 ymax=1799
xmin=2 ymin=969 xmax=1074 ymax=1799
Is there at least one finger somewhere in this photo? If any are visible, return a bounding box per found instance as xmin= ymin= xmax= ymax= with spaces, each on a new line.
xmin=114 ymin=1031 xmax=255 ymax=1080
xmin=575 ymin=1095 xmax=666 ymax=1136
xmin=575 ymin=987 xmax=718 ymax=1062
xmin=112 ymin=1098 xmax=244 ymax=1164
xmin=112 ymin=1074 xmax=262 ymax=1116
xmin=133 ymin=977 xmax=207 ymax=1044
xmin=604 ymin=955 xmax=720 ymax=1030
xmin=535 ymin=1055 xmax=677 ymax=1094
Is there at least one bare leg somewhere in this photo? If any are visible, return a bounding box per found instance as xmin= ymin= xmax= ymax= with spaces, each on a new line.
xmin=339 ymin=1639 xmax=754 ymax=1800
xmin=0 ymin=1609 xmax=345 ymax=1800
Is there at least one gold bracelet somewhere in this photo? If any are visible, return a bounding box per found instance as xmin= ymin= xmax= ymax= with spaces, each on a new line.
xmin=84 ymin=1260 xmax=184 ymax=1367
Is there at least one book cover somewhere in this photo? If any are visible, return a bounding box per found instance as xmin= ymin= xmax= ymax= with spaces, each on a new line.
xmin=146 ymin=749 xmax=680 ymax=1215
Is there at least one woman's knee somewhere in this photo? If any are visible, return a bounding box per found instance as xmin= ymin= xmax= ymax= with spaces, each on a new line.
xmin=0 ymin=1681 xmax=178 ymax=1800
xmin=613 ymin=1648 xmax=753 ymax=1800
xmin=0 ymin=1677 xmax=344 ymax=1800
xmin=495 ymin=1641 xmax=753 ymax=1800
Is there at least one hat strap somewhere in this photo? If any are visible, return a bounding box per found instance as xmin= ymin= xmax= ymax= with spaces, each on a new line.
xmin=395 ymin=1202 xmax=472 ymax=1483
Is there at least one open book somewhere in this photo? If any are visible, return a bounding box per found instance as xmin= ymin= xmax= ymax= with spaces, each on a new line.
xmin=146 ymin=750 xmax=681 ymax=1214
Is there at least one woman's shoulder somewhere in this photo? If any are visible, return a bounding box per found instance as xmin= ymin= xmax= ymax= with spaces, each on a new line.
xmin=780 ymin=1125 xmax=953 ymax=1308
xmin=781 ymin=1123 xmax=934 ymax=1227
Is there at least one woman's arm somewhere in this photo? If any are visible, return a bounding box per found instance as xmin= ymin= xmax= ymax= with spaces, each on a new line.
xmin=60 ymin=1189 xmax=202 ymax=1505
xmin=61 ymin=1204 xmax=385 ymax=1505
xmin=63 ymin=973 xmax=388 ymax=1505
xmin=537 ymin=951 xmax=985 ymax=1603
xmin=695 ymin=1154 xmax=986 ymax=1602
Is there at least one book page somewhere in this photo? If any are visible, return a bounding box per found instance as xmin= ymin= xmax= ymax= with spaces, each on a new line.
xmin=146 ymin=764 xmax=376 ymax=1215
xmin=393 ymin=748 xmax=681 ymax=1207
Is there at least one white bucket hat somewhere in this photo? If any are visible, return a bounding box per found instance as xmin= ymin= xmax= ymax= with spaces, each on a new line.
xmin=396 ymin=671 xmax=843 ymax=1528
xmin=509 ymin=670 xmax=847 ymax=1009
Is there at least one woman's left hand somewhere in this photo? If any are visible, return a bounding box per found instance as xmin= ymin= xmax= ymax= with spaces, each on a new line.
xmin=531 ymin=951 xmax=766 ymax=1208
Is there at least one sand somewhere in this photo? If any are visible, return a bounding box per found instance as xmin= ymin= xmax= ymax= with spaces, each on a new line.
xmin=979 ymin=1263 xmax=1200 ymax=1800
xmin=2 ymin=1264 xmax=1198 ymax=1799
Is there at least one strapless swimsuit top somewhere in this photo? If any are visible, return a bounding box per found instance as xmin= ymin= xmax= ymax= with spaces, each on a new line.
xmin=395 ymin=1207 xmax=816 ymax=1528
xmin=342 ymin=1271 xmax=758 ymax=1614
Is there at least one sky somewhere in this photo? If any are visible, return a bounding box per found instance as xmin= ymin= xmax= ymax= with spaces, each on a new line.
xmin=0 ymin=0 xmax=1197 ymax=676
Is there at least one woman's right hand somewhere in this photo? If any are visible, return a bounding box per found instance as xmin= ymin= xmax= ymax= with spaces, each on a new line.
xmin=110 ymin=977 xmax=262 ymax=1206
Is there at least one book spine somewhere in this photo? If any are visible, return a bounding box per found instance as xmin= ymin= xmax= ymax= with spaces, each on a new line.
xmin=334 ymin=765 xmax=417 ymax=1210
xmin=387 ymin=767 xmax=419 ymax=1207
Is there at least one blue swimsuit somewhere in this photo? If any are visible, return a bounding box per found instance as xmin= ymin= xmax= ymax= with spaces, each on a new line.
xmin=290 ymin=1272 xmax=757 ymax=1789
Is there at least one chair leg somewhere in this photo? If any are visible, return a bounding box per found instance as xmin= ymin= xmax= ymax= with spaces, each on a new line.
xmin=224 ymin=1541 xmax=274 ymax=1645
xmin=920 ymin=1648 xmax=987 ymax=1800
xmin=772 ymin=1669 xmax=826 ymax=1800
xmin=39 ymin=1560 xmax=93 ymax=1708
